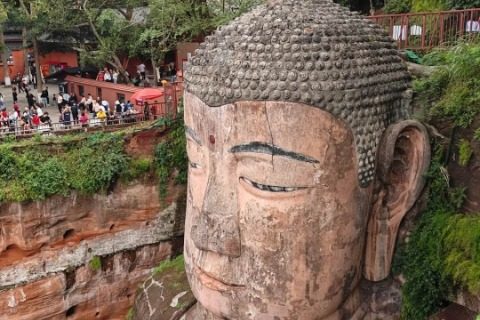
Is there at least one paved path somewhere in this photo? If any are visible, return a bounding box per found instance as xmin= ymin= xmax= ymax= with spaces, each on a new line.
xmin=0 ymin=83 xmax=62 ymax=117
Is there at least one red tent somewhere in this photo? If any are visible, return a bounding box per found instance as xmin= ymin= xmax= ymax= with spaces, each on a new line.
xmin=130 ymin=88 xmax=164 ymax=105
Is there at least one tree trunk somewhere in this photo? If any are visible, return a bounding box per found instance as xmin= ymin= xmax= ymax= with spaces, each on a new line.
xmin=32 ymin=37 xmax=43 ymax=90
xmin=151 ymin=57 xmax=158 ymax=86
xmin=22 ymin=27 xmax=29 ymax=78
xmin=0 ymin=27 xmax=10 ymax=86
xmin=406 ymin=62 xmax=436 ymax=78
xmin=111 ymin=55 xmax=130 ymax=83
xmin=369 ymin=0 xmax=375 ymax=15
xmin=150 ymin=41 xmax=158 ymax=85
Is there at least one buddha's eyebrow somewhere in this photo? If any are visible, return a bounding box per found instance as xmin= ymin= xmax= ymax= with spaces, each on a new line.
xmin=185 ymin=126 xmax=202 ymax=145
xmin=229 ymin=142 xmax=319 ymax=163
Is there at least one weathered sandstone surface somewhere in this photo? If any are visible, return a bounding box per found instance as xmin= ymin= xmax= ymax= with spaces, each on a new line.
xmin=0 ymin=182 xmax=186 ymax=319
xmin=0 ymin=128 xmax=187 ymax=319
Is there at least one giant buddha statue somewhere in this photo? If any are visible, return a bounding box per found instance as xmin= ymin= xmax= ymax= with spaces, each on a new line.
xmin=182 ymin=0 xmax=431 ymax=319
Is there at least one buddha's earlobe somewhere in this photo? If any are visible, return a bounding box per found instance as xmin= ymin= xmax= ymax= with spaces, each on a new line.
xmin=363 ymin=120 xmax=431 ymax=282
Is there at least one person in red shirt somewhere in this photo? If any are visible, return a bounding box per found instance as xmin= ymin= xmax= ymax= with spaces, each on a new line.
xmin=0 ymin=109 xmax=8 ymax=130
xmin=79 ymin=111 xmax=89 ymax=130
xmin=32 ymin=113 xmax=40 ymax=128
xmin=13 ymin=102 xmax=20 ymax=114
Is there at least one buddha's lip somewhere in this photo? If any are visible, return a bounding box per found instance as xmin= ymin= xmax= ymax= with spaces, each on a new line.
xmin=193 ymin=265 xmax=245 ymax=292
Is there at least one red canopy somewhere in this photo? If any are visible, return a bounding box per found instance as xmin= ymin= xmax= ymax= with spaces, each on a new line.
xmin=130 ymin=88 xmax=164 ymax=105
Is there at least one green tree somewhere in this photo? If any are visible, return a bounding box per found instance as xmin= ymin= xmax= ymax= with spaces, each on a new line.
xmin=134 ymin=0 xmax=262 ymax=84
xmin=79 ymin=0 xmax=148 ymax=82
xmin=133 ymin=0 xmax=212 ymax=83
xmin=4 ymin=0 xmax=80 ymax=90
xmin=0 ymin=2 xmax=9 ymax=85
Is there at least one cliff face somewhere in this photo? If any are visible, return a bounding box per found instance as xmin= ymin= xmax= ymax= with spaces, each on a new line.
xmin=0 ymin=127 xmax=187 ymax=320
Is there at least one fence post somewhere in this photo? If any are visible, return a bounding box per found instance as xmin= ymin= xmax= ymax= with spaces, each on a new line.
xmin=439 ymin=13 xmax=445 ymax=46
xmin=422 ymin=14 xmax=426 ymax=49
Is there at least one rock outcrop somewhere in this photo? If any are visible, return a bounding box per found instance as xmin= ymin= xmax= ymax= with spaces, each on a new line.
xmin=0 ymin=127 xmax=187 ymax=319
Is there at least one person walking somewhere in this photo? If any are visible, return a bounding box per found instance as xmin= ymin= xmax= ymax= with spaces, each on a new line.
xmin=16 ymin=73 xmax=23 ymax=93
xmin=71 ymin=103 xmax=79 ymax=125
xmin=12 ymin=87 xmax=18 ymax=103
xmin=27 ymin=93 xmax=35 ymax=108
xmin=137 ymin=63 xmax=146 ymax=80
xmin=62 ymin=105 xmax=72 ymax=129
xmin=40 ymin=88 xmax=49 ymax=106
xmin=143 ymin=102 xmax=150 ymax=120
xmin=56 ymin=93 xmax=64 ymax=114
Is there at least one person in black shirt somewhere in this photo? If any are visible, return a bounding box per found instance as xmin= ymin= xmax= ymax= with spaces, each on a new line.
xmin=12 ymin=87 xmax=18 ymax=103
xmin=62 ymin=106 xmax=72 ymax=129
xmin=27 ymin=93 xmax=35 ymax=108
xmin=71 ymin=103 xmax=79 ymax=125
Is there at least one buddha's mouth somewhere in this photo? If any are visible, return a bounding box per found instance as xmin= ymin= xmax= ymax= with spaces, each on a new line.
xmin=193 ymin=265 xmax=245 ymax=292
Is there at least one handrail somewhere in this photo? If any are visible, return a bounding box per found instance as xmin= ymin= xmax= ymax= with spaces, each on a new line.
xmin=370 ymin=8 xmax=480 ymax=18
xmin=368 ymin=8 xmax=480 ymax=50
xmin=0 ymin=112 xmax=164 ymax=139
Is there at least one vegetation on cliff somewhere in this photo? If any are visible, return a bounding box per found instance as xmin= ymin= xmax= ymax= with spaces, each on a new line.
xmin=0 ymin=132 xmax=128 ymax=202
xmin=414 ymin=42 xmax=480 ymax=128
xmin=395 ymin=42 xmax=480 ymax=319
xmin=154 ymin=111 xmax=188 ymax=199
xmin=0 ymin=118 xmax=187 ymax=203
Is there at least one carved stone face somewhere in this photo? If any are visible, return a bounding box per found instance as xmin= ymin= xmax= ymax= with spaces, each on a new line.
xmin=184 ymin=91 xmax=373 ymax=319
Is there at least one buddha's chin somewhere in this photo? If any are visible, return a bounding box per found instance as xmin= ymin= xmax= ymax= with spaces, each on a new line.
xmin=189 ymin=269 xmax=239 ymax=319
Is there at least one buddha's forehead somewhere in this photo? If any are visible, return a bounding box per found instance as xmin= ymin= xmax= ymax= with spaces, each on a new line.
xmin=185 ymin=92 xmax=352 ymax=162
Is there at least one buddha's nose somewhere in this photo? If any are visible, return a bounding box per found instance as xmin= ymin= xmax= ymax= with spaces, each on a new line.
xmin=190 ymin=174 xmax=241 ymax=257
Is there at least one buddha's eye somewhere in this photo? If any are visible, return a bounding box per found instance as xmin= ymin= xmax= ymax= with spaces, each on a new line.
xmin=241 ymin=177 xmax=305 ymax=193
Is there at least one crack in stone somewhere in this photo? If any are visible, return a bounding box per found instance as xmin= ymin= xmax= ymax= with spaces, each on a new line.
xmin=142 ymin=277 xmax=165 ymax=317
xmin=264 ymin=103 xmax=275 ymax=172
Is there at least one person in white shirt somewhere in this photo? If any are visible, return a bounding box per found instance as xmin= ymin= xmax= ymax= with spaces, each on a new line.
xmin=137 ymin=63 xmax=146 ymax=80
xmin=104 ymin=71 xmax=112 ymax=82
xmin=113 ymin=70 xmax=119 ymax=84
xmin=36 ymin=105 xmax=43 ymax=117
xmin=87 ymin=94 xmax=93 ymax=113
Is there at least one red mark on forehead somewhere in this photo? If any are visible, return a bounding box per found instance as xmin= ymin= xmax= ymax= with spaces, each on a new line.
xmin=209 ymin=135 xmax=216 ymax=145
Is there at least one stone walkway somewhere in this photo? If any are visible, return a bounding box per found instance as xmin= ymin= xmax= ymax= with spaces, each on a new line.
xmin=0 ymin=83 xmax=62 ymax=117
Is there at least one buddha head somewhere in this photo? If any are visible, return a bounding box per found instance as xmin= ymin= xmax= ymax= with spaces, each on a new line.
xmin=183 ymin=0 xmax=430 ymax=319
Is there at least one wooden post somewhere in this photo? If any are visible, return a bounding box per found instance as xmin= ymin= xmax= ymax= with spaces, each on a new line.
xmin=439 ymin=13 xmax=444 ymax=46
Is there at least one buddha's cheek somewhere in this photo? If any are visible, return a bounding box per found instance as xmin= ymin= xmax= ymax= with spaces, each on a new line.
xmin=237 ymin=187 xmax=364 ymax=311
xmin=237 ymin=190 xmax=314 ymax=288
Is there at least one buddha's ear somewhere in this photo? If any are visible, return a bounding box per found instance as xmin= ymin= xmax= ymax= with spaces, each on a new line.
xmin=363 ymin=120 xmax=430 ymax=282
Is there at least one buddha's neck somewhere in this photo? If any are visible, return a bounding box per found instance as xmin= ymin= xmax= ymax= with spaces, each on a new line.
xmin=323 ymin=287 xmax=367 ymax=320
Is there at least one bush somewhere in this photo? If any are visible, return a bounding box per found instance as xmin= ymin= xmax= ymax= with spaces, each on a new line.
xmin=394 ymin=145 xmax=480 ymax=319
xmin=0 ymin=132 xmax=129 ymax=202
xmin=124 ymin=157 xmax=153 ymax=181
xmin=446 ymin=0 xmax=480 ymax=9
xmin=154 ymin=115 xmax=188 ymax=198
xmin=414 ymin=42 xmax=480 ymax=127
xmin=384 ymin=0 xmax=412 ymax=13
xmin=89 ymin=256 xmax=102 ymax=271
xmin=458 ymin=139 xmax=473 ymax=167
xmin=411 ymin=0 xmax=448 ymax=11
xmin=153 ymin=255 xmax=184 ymax=275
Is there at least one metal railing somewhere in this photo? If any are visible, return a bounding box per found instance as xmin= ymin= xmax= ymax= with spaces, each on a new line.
xmin=0 ymin=113 xmax=152 ymax=138
xmin=368 ymin=8 xmax=480 ymax=50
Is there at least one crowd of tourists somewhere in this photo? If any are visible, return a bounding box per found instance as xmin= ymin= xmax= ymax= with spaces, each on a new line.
xmin=1 ymin=85 xmax=148 ymax=135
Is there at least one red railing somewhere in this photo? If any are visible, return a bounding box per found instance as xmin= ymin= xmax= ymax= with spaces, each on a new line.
xmin=368 ymin=8 xmax=480 ymax=50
